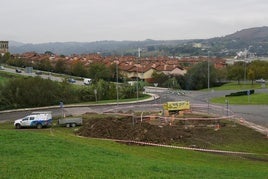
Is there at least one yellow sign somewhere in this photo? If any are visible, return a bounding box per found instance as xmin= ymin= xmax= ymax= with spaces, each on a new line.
xmin=163 ymin=101 xmax=190 ymax=111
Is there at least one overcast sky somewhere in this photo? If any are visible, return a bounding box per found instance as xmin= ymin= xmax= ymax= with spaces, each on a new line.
xmin=1 ymin=0 xmax=268 ymax=43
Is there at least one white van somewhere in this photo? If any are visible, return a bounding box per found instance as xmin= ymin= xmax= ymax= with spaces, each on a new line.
xmin=83 ymin=78 xmax=92 ymax=85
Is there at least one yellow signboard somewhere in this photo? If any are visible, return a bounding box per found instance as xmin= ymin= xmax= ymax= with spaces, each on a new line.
xmin=163 ymin=101 xmax=190 ymax=111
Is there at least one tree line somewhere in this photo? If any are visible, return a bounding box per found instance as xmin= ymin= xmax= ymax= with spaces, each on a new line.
xmin=1 ymin=53 xmax=120 ymax=83
xmin=152 ymin=60 xmax=268 ymax=90
xmin=0 ymin=76 xmax=141 ymax=110
xmin=2 ymin=53 xmax=268 ymax=88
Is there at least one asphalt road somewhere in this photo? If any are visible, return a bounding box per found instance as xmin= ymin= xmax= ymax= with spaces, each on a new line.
xmin=1 ymin=66 xmax=85 ymax=85
xmin=1 ymin=67 xmax=267 ymax=128
xmin=1 ymin=88 xmax=267 ymax=129
xmin=173 ymin=89 xmax=268 ymax=127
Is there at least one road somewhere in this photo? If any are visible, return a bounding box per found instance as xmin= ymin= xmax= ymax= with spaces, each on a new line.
xmin=173 ymin=89 xmax=268 ymax=127
xmin=1 ymin=88 xmax=267 ymax=129
xmin=1 ymin=66 xmax=85 ymax=85
xmin=1 ymin=67 xmax=267 ymax=128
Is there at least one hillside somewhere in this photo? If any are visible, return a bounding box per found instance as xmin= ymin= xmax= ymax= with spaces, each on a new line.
xmin=8 ymin=26 xmax=268 ymax=56
xmin=203 ymin=26 xmax=268 ymax=56
xmin=9 ymin=39 xmax=190 ymax=56
xmin=223 ymin=26 xmax=268 ymax=41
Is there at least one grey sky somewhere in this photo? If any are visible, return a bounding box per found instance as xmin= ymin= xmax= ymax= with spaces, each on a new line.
xmin=1 ymin=0 xmax=268 ymax=43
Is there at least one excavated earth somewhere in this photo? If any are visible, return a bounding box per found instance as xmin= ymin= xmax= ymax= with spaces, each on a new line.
xmin=76 ymin=116 xmax=223 ymax=146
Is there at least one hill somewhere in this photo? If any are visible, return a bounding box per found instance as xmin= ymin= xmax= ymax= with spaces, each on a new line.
xmin=9 ymin=39 xmax=190 ymax=56
xmin=203 ymin=26 xmax=268 ymax=56
xmin=8 ymin=26 xmax=268 ymax=56
xmin=223 ymin=26 xmax=268 ymax=41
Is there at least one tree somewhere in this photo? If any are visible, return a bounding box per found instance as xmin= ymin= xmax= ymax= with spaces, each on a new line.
xmin=151 ymin=71 xmax=169 ymax=87
xmin=37 ymin=59 xmax=53 ymax=71
xmin=164 ymin=77 xmax=181 ymax=89
xmin=71 ymin=61 xmax=87 ymax=77
xmin=247 ymin=60 xmax=268 ymax=83
xmin=6 ymin=57 xmax=31 ymax=67
xmin=215 ymin=67 xmax=227 ymax=83
xmin=55 ymin=59 xmax=67 ymax=74
xmin=185 ymin=62 xmax=217 ymax=90
xmin=0 ymin=77 xmax=81 ymax=110
xmin=0 ymin=52 xmax=10 ymax=64
xmin=87 ymin=63 xmax=111 ymax=82
xmin=44 ymin=51 xmax=54 ymax=55
xmin=227 ymin=62 xmax=244 ymax=84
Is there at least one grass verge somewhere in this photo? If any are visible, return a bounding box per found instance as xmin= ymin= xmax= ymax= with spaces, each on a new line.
xmin=211 ymin=93 xmax=268 ymax=105
xmin=210 ymin=82 xmax=266 ymax=91
xmin=0 ymin=119 xmax=267 ymax=178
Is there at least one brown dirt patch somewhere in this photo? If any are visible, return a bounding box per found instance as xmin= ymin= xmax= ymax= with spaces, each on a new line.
xmin=76 ymin=116 xmax=220 ymax=145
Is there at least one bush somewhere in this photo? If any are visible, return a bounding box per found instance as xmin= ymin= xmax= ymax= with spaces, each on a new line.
xmin=225 ymin=89 xmax=255 ymax=97
xmin=0 ymin=77 xmax=79 ymax=110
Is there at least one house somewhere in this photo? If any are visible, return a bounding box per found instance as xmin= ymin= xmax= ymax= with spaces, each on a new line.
xmin=155 ymin=64 xmax=186 ymax=76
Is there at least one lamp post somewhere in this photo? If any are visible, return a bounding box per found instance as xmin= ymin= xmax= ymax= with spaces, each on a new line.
xmin=116 ymin=62 xmax=119 ymax=107
xmin=244 ymin=45 xmax=252 ymax=85
xmin=207 ymin=51 xmax=210 ymax=114
xmin=136 ymin=48 xmax=141 ymax=101
xmin=225 ymin=99 xmax=229 ymax=116
xmin=208 ymin=51 xmax=210 ymax=91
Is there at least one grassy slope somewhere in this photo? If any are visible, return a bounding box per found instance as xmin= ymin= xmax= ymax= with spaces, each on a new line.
xmin=208 ymin=82 xmax=268 ymax=104
xmin=211 ymin=82 xmax=265 ymax=91
xmin=211 ymin=93 xmax=268 ymax=105
xmin=0 ymin=124 xmax=267 ymax=178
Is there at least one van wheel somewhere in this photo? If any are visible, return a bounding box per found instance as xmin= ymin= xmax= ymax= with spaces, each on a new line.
xmin=71 ymin=123 xmax=76 ymax=127
xmin=66 ymin=123 xmax=70 ymax=128
xmin=37 ymin=124 xmax=42 ymax=129
xmin=15 ymin=124 xmax=21 ymax=129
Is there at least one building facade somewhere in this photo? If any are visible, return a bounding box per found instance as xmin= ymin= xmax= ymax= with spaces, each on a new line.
xmin=0 ymin=41 xmax=9 ymax=54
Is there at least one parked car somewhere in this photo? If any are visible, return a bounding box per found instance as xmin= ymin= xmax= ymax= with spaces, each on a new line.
xmin=68 ymin=78 xmax=76 ymax=83
xmin=15 ymin=68 xmax=22 ymax=73
xmin=35 ymin=71 xmax=42 ymax=75
xmin=256 ymin=79 xmax=266 ymax=83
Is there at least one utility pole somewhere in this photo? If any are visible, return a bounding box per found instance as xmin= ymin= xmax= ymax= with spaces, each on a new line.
xmin=116 ymin=62 xmax=119 ymax=107
xmin=136 ymin=48 xmax=141 ymax=101
xmin=207 ymin=51 xmax=210 ymax=114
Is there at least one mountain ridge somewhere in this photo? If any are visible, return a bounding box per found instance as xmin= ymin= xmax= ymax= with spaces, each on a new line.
xmin=8 ymin=26 xmax=268 ymax=56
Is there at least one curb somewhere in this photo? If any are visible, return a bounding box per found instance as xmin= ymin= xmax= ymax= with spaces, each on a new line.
xmin=0 ymin=93 xmax=160 ymax=114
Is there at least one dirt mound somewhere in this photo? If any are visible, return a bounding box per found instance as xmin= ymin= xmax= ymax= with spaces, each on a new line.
xmin=77 ymin=117 xmax=192 ymax=145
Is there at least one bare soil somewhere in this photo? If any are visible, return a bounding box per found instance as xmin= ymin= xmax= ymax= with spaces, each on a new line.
xmin=76 ymin=115 xmax=226 ymax=147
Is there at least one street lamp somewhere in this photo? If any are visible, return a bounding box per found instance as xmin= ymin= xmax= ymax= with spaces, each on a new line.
xmin=136 ymin=48 xmax=141 ymax=101
xmin=225 ymin=99 xmax=229 ymax=116
xmin=116 ymin=62 xmax=119 ymax=106
xmin=208 ymin=51 xmax=210 ymax=91
xmin=207 ymin=51 xmax=210 ymax=114
xmin=244 ymin=45 xmax=252 ymax=85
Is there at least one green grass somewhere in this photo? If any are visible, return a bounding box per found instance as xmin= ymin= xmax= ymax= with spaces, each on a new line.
xmin=0 ymin=121 xmax=267 ymax=178
xmin=0 ymin=70 xmax=22 ymax=84
xmin=210 ymin=82 xmax=266 ymax=91
xmin=211 ymin=93 xmax=268 ymax=105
